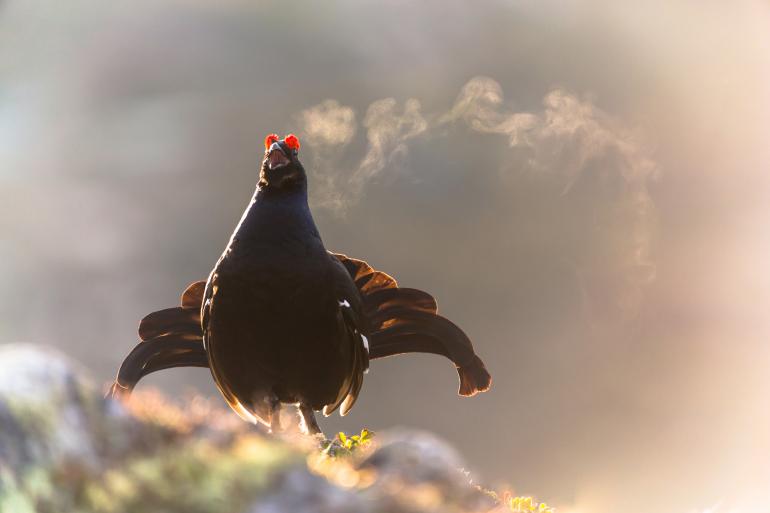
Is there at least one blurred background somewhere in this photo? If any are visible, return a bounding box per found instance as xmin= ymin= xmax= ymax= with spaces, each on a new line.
xmin=1 ymin=1 xmax=769 ymax=512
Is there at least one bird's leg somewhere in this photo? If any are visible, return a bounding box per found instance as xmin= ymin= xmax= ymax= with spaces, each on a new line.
xmin=298 ymin=403 xmax=323 ymax=436
xmin=268 ymin=395 xmax=282 ymax=434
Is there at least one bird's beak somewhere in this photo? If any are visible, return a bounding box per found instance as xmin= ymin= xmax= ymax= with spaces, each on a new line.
xmin=267 ymin=142 xmax=291 ymax=170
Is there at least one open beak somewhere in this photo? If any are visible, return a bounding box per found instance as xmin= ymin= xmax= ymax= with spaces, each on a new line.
xmin=267 ymin=142 xmax=291 ymax=170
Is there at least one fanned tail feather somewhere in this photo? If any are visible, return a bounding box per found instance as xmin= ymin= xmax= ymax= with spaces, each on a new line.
xmin=138 ymin=307 xmax=200 ymax=341
xmin=332 ymin=252 xmax=491 ymax=397
xmin=109 ymin=334 xmax=207 ymax=398
xmin=333 ymin=253 xmax=398 ymax=294
xmin=181 ymin=281 xmax=206 ymax=309
xmin=108 ymin=281 xmax=208 ymax=399
xmin=368 ymin=315 xmax=491 ymax=396
xmin=137 ymin=280 xmax=206 ymax=340
xmin=457 ymin=355 xmax=492 ymax=397
xmin=362 ymin=287 xmax=438 ymax=318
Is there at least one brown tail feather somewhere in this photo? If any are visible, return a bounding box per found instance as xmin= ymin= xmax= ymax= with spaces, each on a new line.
xmin=109 ymin=333 xmax=207 ymax=399
xmin=331 ymin=250 xmax=490 ymax=397
xmin=181 ymin=281 xmax=206 ymax=309
xmin=362 ymin=287 xmax=438 ymax=317
xmin=138 ymin=307 xmax=201 ymax=341
xmin=457 ymin=355 xmax=492 ymax=396
xmin=332 ymin=253 xmax=398 ymax=294
xmin=138 ymin=280 xmax=205 ymax=340
xmin=110 ymin=281 xmax=209 ymax=400
xmin=368 ymin=312 xmax=491 ymax=396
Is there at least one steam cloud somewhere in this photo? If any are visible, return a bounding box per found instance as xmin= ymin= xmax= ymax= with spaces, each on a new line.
xmin=295 ymin=100 xmax=358 ymax=211
xmin=296 ymin=99 xmax=356 ymax=147
xmin=356 ymin=98 xmax=428 ymax=196
xmin=297 ymin=76 xmax=658 ymax=314
xmin=299 ymin=77 xmax=657 ymax=207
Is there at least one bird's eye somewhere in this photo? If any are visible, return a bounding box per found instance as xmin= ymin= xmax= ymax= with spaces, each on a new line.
xmin=264 ymin=133 xmax=279 ymax=150
xmin=284 ymin=134 xmax=300 ymax=152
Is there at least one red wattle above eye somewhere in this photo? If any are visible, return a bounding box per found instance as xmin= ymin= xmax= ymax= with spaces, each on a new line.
xmin=264 ymin=133 xmax=279 ymax=150
xmin=284 ymin=134 xmax=300 ymax=151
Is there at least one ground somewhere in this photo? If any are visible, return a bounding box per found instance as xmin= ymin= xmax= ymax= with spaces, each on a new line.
xmin=0 ymin=344 xmax=552 ymax=513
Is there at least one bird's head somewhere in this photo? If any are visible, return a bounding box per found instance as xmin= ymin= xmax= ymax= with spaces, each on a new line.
xmin=259 ymin=133 xmax=306 ymax=191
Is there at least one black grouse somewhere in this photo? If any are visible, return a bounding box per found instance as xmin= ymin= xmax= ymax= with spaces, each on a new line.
xmin=109 ymin=133 xmax=491 ymax=434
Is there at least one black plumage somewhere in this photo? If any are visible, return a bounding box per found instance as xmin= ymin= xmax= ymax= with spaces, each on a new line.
xmin=109 ymin=134 xmax=491 ymax=434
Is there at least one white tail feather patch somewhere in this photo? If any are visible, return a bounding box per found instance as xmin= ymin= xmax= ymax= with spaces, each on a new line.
xmin=361 ymin=334 xmax=370 ymax=374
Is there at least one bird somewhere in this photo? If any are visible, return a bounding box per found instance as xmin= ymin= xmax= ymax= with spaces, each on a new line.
xmin=108 ymin=133 xmax=491 ymax=435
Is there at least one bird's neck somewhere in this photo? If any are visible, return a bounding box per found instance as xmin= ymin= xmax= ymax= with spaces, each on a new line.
xmin=227 ymin=184 xmax=322 ymax=250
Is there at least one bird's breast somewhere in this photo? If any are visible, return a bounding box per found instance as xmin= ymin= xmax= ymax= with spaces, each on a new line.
xmin=210 ymin=249 xmax=341 ymax=337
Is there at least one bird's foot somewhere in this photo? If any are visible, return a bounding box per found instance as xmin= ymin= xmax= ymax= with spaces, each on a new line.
xmin=298 ymin=403 xmax=324 ymax=437
xmin=268 ymin=396 xmax=282 ymax=434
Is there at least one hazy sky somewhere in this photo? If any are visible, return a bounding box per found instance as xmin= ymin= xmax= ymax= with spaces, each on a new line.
xmin=1 ymin=2 xmax=770 ymax=512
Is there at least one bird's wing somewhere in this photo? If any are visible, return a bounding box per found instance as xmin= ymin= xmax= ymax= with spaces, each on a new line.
xmin=321 ymin=295 xmax=370 ymax=417
xmin=330 ymin=252 xmax=491 ymax=397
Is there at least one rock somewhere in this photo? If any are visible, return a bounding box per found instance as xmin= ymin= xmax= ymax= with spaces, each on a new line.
xmin=0 ymin=343 xmax=106 ymax=471
xmin=356 ymin=430 xmax=497 ymax=513
xmin=360 ymin=429 xmax=468 ymax=486
xmin=249 ymin=468 xmax=369 ymax=513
